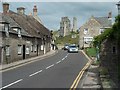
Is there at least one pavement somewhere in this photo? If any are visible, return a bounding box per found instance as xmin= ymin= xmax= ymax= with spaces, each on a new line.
xmin=0 ymin=50 xmax=58 ymax=71
xmin=78 ymin=51 xmax=102 ymax=89
xmin=81 ymin=64 xmax=102 ymax=89
xmin=79 ymin=51 xmax=118 ymax=89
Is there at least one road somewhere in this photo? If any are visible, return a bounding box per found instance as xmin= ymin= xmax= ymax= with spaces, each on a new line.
xmin=2 ymin=50 xmax=89 ymax=88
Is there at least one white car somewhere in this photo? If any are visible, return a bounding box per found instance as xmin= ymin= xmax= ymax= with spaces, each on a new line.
xmin=68 ymin=45 xmax=79 ymax=53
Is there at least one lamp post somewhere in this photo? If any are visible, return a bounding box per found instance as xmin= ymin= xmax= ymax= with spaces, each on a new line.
xmin=116 ymin=1 xmax=120 ymax=15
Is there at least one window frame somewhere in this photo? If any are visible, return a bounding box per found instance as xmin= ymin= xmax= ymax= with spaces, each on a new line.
xmin=5 ymin=45 xmax=10 ymax=56
xmin=18 ymin=45 xmax=22 ymax=55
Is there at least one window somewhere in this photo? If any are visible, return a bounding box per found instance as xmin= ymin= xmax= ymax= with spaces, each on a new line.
xmin=0 ymin=23 xmax=4 ymax=30
xmin=84 ymin=37 xmax=93 ymax=44
xmin=18 ymin=29 xmax=21 ymax=38
xmin=84 ymin=28 xmax=88 ymax=34
xmin=112 ymin=46 xmax=116 ymax=54
xmin=99 ymin=28 xmax=104 ymax=34
xmin=26 ymin=47 xmax=30 ymax=55
xmin=18 ymin=45 xmax=22 ymax=55
xmin=41 ymin=45 xmax=44 ymax=50
xmin=5 ymin=46 xmax=10 ymax=56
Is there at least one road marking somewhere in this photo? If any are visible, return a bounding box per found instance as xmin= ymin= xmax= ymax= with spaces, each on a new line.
xmin=46 ymin=64 xmax=54 ymax=69
xmin=29 ymin=70 xmax=43 ymax=77
xmin=62 ymin=58 xmax=65 ymax=61
xmin=1 ymin=79 xmax=23 ymax=89
xmin=70 ymin=60 xmax=92 ymax=90
xmin=56 ymin=61 xmax=61 ymax=64
xmin=65 ymin=56 xmax=67 ymax=58
xmin=62 ymin=53 xmax=69 ymax=61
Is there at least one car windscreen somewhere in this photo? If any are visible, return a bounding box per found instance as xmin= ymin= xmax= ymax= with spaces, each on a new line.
xmin=69 ymin=46 xmax=77 ymax=48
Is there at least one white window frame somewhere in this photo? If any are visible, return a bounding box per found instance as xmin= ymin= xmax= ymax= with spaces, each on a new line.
xmin=18 ymin=29 xmax=21 ymax=38
xmin=99 ymin=28 xmax=104 ymax=34
xmin=26 ymin=47 xmax=30 ymax=55
xmin=84 ymin=28 xmax=88 ymax=35
xmin=6 ymin=46 xmax=10 ymax=56
xmin=41 ymin=45 xmax=44 ymax=50
xmin=84 ymin=37 xmax=93 ymax=44
xmin=18 ymin=45 xmax=22 ymax=55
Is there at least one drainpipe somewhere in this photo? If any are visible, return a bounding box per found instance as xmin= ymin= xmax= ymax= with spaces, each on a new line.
xmin=96 ymin=44 xmax=100 ymax=61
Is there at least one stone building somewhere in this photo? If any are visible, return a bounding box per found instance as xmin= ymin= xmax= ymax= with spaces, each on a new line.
xmin=0 ymin=3 xmax=52 ymax=64
xmin=59 ymin=17 xmax=71 ymax=37
xmin=79 ymin=12 xmax=112 ymax=49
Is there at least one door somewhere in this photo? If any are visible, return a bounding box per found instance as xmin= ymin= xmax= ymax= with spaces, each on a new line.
xmin=0 ymin=47 xmax=2 ymax=64
xmin=23 ymin=45 xmax=25 ymax=59
xmin=37 ymin=45 xmax=39 ymax=56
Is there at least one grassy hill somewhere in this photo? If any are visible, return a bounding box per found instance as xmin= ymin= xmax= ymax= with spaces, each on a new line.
xmin=55 ymin=32 xmax=79 ymax=45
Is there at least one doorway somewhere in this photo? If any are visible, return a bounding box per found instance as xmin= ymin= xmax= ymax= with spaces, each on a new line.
xmin=0 ymin=47 xmax=2 ymax=64
xmin=23 ymin=45 xmax=25 ymax=59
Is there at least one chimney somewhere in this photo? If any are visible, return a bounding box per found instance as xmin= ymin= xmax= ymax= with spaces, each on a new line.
xmin=3 ymin=3 xmax=9 ymax=14
xmin=108 ymin=12 xmax=112 ymax=19
xmin=33 ymin=5 xmax=37 ymax=16
xmin=17 ymin=7 xmax=25 ymax=15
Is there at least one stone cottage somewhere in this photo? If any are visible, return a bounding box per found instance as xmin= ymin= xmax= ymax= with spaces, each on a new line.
xmin=79 ymin=12 xmax=112 ymax=49
xmin=0 ymin=3 xmax=52 ymax=64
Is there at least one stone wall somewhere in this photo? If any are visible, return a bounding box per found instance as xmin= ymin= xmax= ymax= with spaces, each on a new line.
xmin=100 ymin=38 xmax=119 ymax=87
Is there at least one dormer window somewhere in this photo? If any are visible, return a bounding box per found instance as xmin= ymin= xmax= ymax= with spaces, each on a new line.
xmin=18 ymin=29 xmax=21 ymax=38
xmin=84 ymin=28 xmax=88 ymax=35
xmin=13 ymin=27 xmax=21 ymax=38
xmin=99 ymin=28 xmax=104 ymax=34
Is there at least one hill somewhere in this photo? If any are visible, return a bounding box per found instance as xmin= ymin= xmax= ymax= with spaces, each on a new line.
xmin=55 ymin=32 xmax=79 ymax=45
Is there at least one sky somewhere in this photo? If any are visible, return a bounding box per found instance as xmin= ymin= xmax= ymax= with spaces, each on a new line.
xmin=0 ymin=0 xmax=119 ymax=31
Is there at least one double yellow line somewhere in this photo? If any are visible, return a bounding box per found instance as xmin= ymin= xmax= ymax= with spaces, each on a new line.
xmin=70 ymin=60 xmax=92 ymax=90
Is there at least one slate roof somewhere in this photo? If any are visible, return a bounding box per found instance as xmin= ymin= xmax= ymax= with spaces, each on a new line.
xmin=94 ymin=17 xmax=112 ymax=28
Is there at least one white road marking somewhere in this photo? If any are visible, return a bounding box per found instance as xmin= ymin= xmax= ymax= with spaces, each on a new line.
xmin=56 ymin=61 xmax=61 ymax=64
xmin=46 ymin=64 xmax=54 ymax=69
xmin=1 ymin=79 xmax=23 ymax=89
xmin=29 ymin=70 xmax=43 ymax=77
xmin=62 ymin=58 xmax=65 ymax=61
xmin=65 ymin=56 xmax=67 ymax=58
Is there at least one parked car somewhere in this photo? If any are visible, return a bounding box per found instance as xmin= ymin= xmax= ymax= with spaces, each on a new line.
xmin=68 ymin=45 xmax=78 ymax=53
xmin=63 ymin=44 xmax=69 ymax=50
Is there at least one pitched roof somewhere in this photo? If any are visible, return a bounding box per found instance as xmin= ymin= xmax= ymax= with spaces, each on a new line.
xmin=1 ymin=13 xmax=30 ymax=36
xmin=8 ymin=10 xmax=51 ymax=38
xmin=94 ymin=17 xmax=112 ymax=27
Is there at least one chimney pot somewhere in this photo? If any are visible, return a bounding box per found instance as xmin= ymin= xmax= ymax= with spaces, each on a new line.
xmin=33 ymin=5 xmax=37 ymax=16
xmin=108 ymin=12 xmax=112 ymax=18
xmin=3 ymin=3 xmax=9 ymax=14
xmin=17 ymin=7 xmax=25 ymax=15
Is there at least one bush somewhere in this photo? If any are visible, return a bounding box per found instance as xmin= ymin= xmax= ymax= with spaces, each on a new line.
xmin=92 ymin=60 xmax=101 ymax=66
xmin=99 ymin=67 xmax=109 ymax=75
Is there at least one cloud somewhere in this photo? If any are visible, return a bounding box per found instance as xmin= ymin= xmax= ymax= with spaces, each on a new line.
xmin=2 ymin=0 xmax=120 ymax=2
xmin=0 ymin=2 xmax=118 ymax=30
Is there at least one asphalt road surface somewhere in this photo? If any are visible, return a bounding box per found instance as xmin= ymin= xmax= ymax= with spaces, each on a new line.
xmin=2 ymin=50 xmax=89 ymax=88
